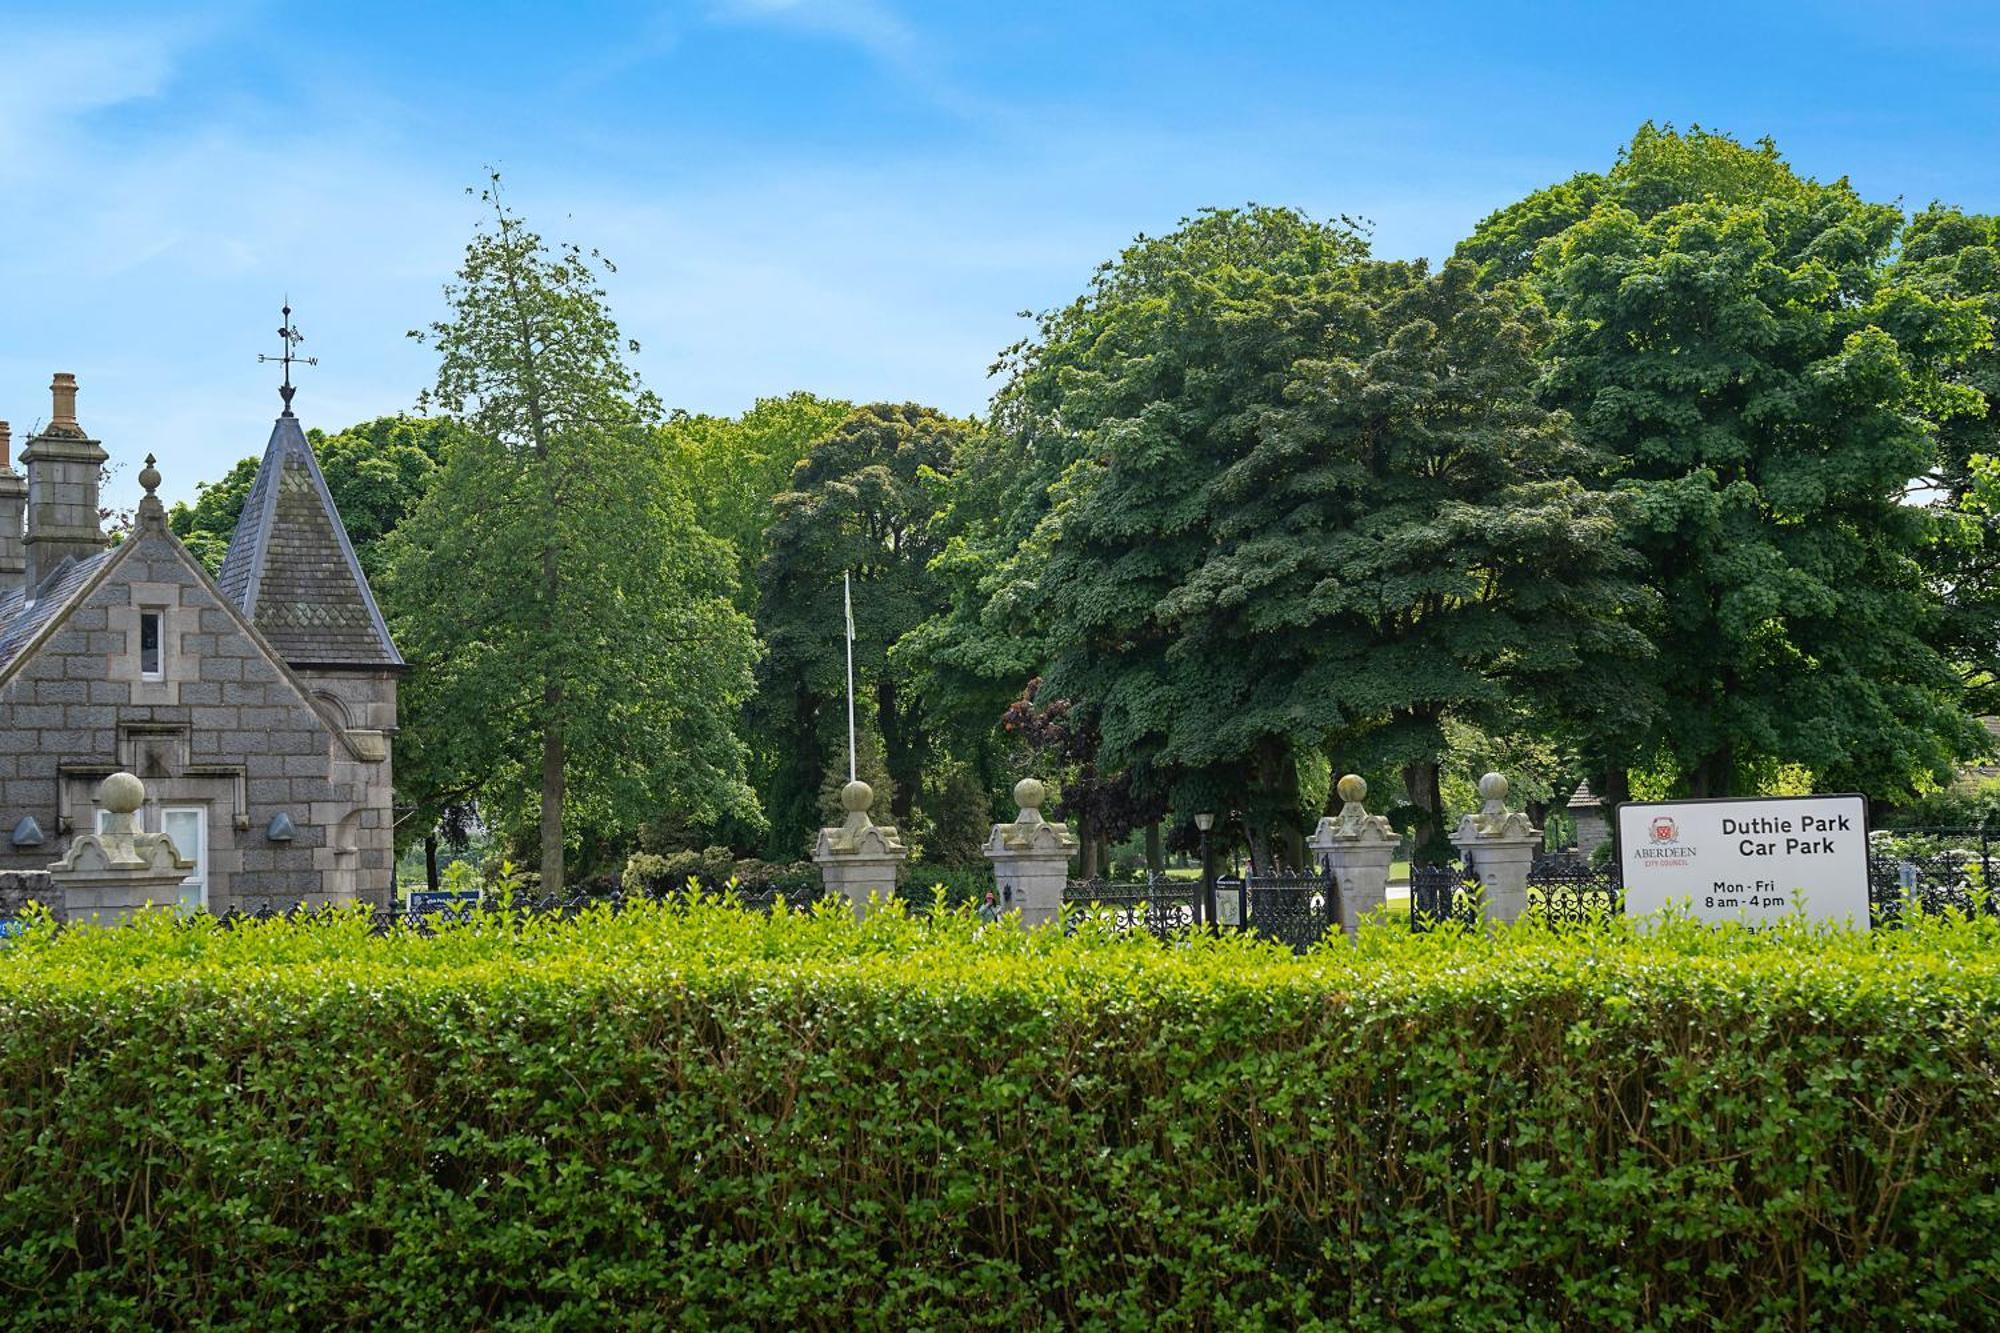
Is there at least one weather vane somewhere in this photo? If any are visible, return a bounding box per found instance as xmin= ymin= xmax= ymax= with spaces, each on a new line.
xmin=258 ymin=300 xmax=318 ymax=415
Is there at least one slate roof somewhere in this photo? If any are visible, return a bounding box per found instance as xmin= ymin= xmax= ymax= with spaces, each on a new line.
xmin=216 ymin=413 xmax=403 ymax=668
xmin=0 ymin=548 xmax=116 ymax=678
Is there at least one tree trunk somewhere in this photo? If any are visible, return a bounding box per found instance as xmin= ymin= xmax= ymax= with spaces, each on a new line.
xmin=1689 ymin=745 xmax=1734 ymax=799
xmin=1597 ymin=767 xmax=1632 ymax=867
xmin=1280 ymin=822 xmax=1307 ymax=874
xmin=1144 ymin=821 xmax=1164 ymax=875
xmin=1078 ymin=810 xmax=1099 ymax=879
xmin=425 ymin=835 xmax=440 ymax=893
xmin=1403 ymin=758 xmax=1446 ymax=863
xmin=1245 ymin=823 xmax=1273 ymax=877
xmin=540 ymin=688 xmax=565 ymax=893
xmin=876 ymin=672 xmax=917 ymax=826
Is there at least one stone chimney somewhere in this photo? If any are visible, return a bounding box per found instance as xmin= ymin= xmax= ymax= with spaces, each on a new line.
xmin=0 ymin=422 xmax=25 ymax=588
xmin=18 ymin=373 xmax=109 ymax=593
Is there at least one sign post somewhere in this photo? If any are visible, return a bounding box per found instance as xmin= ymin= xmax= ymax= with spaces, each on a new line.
xmin=1617 ymin=794 xmax=1870 ymax=928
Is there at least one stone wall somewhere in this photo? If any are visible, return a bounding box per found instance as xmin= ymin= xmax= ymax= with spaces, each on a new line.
xmin=0 ymin=870 xmax=51 ymax=918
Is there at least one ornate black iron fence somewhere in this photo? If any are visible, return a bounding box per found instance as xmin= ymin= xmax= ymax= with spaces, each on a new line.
xmin=1063 ymin=876 xmax=1201 ymax=939
xmin=208 ymin=880 xmax=836 ymax=934
xmin=148 ymin=825 xmax=2000 ymax=941
xmin=1526 ymin=863 xmax=1622 ymax=925
xmin=1868 ymin=828 xmax=1995 ymax=924
xmin=1221 ymin=865 xmax=1336 ymax=952
xmin=1409 ymin=863 xmax=1479 ymax=932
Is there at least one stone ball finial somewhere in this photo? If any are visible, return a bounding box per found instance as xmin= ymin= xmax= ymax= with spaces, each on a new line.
xmin=99 ymin=771 xmax=145 ymax=816
xmin=1014 ymin=777 xmax=1046 ymax=811
xmin=1479 ymin=772 xmax=1509 ymax=802
xmin=1337 ymin=773 xmax=1367 ymax=804
xmin=138 ymin=454 xmax=161 ymax=494
xmin=840 ymin=779 xmax=873 ymax=814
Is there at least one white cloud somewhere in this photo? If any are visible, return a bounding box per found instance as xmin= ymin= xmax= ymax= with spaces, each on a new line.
xmin=0 ymin=12 xmax=214 ymax=176
xmin=709 ymin=0 xmax=919 ymax=67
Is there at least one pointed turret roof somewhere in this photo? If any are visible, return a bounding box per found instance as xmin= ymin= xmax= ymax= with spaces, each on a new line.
xmin=216 ymin=412 xmax=402 ymax=668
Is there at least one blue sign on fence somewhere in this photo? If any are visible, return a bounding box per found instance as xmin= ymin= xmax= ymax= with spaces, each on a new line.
xmin=406 ymin=888 xmax=481 ymax=916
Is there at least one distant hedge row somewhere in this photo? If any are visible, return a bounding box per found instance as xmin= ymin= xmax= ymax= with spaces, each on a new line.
xmin=0 ymin=903 xmax=1996 ymax=1329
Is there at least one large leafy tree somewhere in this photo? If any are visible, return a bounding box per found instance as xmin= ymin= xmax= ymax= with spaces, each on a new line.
xmin=1237 ymin=258 xmax=1651 ymax=856
xmin=387 ymin=180 xmax=758 ymax=889
xmin=1527 ymin=128 xmax=1990 ymax=798
xmin=658 ymin=392 xmax=854 ymax=610
xmin=1457 ymin=122 xmax=1813 ymax=285
xmin=998 ymin=207 xmax=1373 ymax=867
xmin=752 ymin=402 xmax=963 ymax=859
xmin=1895 ymin=206 xmax=2000 ymax=720
xmin=986 ymin=207 xmax=1643 ymax=865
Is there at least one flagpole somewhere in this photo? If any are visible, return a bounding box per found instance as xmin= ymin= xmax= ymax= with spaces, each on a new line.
xmin=844 ymin=571 xmax=857 ymax=783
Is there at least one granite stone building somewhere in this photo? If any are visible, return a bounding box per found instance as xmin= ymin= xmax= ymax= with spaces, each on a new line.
xmin=0 ymin=374 xmax=403 ymax=912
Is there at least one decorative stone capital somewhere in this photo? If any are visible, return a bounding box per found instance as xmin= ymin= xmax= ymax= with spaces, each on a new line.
xmin=984 ymin=776 xmax=1079 ymax=857
xmin=1309 ymin=774 xmax=1398 ymax=848
xmin=48 ymin=773 xmax=196 ymax=923
xmin=135 ymin=453 xmax=169 ymax=532
xmin=813 ymin=779 xmax=908 ymax=860
xmin=1453 ymin=772 xmax=1538 ymax=843
xmin=49 ymin=772 xmax=192 ymax=877
xmin=813 ymin=780 xmax=908 ymax=918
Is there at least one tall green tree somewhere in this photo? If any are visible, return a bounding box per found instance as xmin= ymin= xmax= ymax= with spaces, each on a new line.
xmin=752 ymin=402 xmax=963 ymax=859
xmin=388 ymin=179 xmax=758 ymax=889
xmin=1002 ymin=209 xmax=1648 ymax=863
xmin=1895 ymin=205 xmax=2000 ymax=720
xmin=1527 ymin=128 xmax=1990 ymax=797
xmin=1240 ymin=258 xmax=1650 ymax=855
xmin=1457 ymin=122 xmax=1813 ymax=284
xmin=993 ymin=207 xmax=1374 ymax=865
xmin=659 ymin=392 xmax=854 ymax=610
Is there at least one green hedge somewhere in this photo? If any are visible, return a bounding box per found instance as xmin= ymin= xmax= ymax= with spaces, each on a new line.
xmin=0 ymin=903 xmax=1996 ymax=1329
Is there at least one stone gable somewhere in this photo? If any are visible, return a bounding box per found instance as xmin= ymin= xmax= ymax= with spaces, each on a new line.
xmin=0 ymin=524 xmax=394 ymax=910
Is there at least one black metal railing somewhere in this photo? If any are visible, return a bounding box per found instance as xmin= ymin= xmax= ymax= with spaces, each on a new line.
xmin=201 ymin=879 xmax=836 ymax=934
xmin=1225 ymin=865 xmax=1336 ymax=953
xmin=1409 ymin=863 xmax=1480 ymax=932
xmin=1525 ymin=863 xmax=1622 ymax=925
xmin=1868 ymin=828 xmax=1996 ymax=925
xmin=1063 ymin=876 xmax=1201 ymax=939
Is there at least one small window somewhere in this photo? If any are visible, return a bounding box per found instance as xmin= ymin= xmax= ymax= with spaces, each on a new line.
xmin=139 ymin=611 xmax=163 ymax=680
xmin=162 ymin=808 xmax=207 ymax=913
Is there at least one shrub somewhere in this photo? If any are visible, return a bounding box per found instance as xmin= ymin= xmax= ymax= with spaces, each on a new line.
xmin=1882 ymin=777 xmax=2000 ymax=831
xmin=619 ymin=850 xmax=673 ymax=890
xmin=0 ymin=906 xmax=1996 ymax=1328
xmin=899 ymin=862 xmax=990 ymax=907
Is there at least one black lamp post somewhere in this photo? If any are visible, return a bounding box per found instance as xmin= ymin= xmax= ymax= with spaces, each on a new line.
xmin=1195 ymin=811 xmax=1215 ymax=925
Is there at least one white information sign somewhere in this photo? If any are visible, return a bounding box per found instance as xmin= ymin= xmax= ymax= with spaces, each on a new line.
xmin=1214 ymin=885 xmax=1242 ymax=928
xmin=1617 ymin=794 xmax=1870 ymax=929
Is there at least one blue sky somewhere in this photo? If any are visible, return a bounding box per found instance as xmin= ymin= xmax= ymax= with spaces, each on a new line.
xmin=3 ymin=1 xmax=1999 ymax=512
